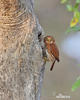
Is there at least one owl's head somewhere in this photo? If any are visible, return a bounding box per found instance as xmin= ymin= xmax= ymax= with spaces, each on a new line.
xmin=44 ymin=36 xmax=55 ymax=44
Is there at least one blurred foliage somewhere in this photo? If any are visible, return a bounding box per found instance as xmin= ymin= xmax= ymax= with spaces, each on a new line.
xmin=72 ymin=79 xmax=80 ymax=91
xmin=66 ymin=26 xmax=80 ymax=33
xmin=61 ymin=0 xmax=80 ymax=33
xmin=61 ymin=0 xmax=80 ymax=91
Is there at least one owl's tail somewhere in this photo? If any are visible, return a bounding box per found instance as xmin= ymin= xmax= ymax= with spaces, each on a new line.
xmin=50 ymin=60 xmax=56 ymax=71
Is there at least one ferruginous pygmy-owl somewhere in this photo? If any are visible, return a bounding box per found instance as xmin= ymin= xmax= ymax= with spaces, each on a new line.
xmin=44 ymin=36 xmax=59 ymax=71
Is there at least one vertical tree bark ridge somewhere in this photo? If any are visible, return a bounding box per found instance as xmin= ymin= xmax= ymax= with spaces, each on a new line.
xmin=0 ymin=0 xmax=45 ymax=100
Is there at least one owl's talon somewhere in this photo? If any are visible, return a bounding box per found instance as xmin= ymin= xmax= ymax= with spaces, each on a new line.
xmin=43 ymin=57 xmax=49 ymax=62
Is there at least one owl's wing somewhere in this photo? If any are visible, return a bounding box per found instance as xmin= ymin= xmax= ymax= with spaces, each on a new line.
xmin=50 ymin=42 xmax=59 ymax=62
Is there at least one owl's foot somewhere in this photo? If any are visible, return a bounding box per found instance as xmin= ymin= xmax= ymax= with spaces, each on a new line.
xmin=43 ymin=56 xmax=49 ymax=62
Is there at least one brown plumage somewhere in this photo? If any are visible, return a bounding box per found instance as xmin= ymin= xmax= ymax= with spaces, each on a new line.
xmin=44 ymin=36 xmax=59 ymax=71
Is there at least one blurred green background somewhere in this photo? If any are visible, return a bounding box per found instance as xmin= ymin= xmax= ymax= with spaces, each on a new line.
xmin=35 ymin=0 xmax=80 ymax=100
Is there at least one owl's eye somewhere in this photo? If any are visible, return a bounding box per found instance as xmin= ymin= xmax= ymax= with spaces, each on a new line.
xmin=47 ymin=37 xmax=51 ymax=41
xmin=47 ymin=38 xmax=49 ymax=41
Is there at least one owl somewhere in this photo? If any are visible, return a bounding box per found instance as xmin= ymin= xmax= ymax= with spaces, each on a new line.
xmin=44 ymin=36 xmax=59 ymax=71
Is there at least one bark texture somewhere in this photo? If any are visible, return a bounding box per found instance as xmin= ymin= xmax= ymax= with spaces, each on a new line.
xmin=0 ymin=0 xmax=45 ymax=100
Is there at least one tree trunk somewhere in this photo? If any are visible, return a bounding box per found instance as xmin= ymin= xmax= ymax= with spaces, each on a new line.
xmin=0 ymin=0 xmax=45 ymax=100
